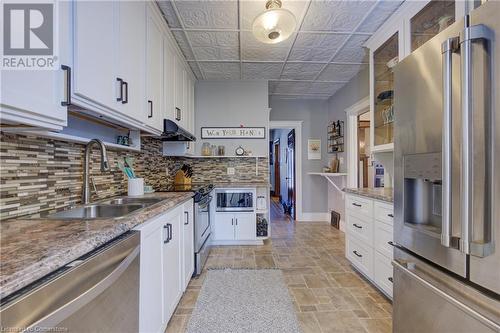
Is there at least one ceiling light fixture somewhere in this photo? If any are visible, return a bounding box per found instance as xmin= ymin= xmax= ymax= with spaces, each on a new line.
xmin=252 ymin=0 xmax=296 ymax=44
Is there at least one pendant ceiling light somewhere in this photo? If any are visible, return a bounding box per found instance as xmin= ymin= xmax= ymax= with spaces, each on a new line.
xmin=252 ymin=0 xmax=296 ymax=44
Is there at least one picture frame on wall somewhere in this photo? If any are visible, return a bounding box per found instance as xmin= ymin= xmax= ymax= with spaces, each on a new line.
xmin=308 ymin=139 xmax=321 ymax=160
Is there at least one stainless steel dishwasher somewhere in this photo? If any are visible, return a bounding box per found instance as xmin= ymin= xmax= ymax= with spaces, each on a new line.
xmin=0 ymin=232 xmax=140 ymax=332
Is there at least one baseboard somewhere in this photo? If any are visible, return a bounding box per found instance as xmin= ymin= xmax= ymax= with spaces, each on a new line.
xmin=211 ymin=239 xmax=264 ymax=246
xmin=298 ymin=212 xmax=330 ymax=222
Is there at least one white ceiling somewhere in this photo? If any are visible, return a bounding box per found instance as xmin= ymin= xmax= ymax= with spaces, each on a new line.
xmin=157 ymin=0 xmax=403 ymax=99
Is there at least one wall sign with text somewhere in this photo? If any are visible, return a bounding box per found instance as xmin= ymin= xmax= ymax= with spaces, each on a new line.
xmin=201 ymin=127 xmax=266 ymax=139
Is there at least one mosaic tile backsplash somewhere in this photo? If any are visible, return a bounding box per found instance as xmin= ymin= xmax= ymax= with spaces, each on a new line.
xmin=0 ymin=132 xmax=268 ymax=220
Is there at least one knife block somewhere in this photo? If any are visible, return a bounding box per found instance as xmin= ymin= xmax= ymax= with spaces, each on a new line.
xmin=174 ymin=170 xmax=192 ymax=185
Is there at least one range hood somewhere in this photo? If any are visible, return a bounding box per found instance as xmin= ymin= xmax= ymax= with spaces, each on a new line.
xmin=161 ymin=119 xmax=196 ymax=142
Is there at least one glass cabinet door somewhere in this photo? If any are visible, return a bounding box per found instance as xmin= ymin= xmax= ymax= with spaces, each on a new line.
xmin=373 ymin=32 xmax=398 ymax=147
xmin=411 ymin=1 xmax=455 ymax=52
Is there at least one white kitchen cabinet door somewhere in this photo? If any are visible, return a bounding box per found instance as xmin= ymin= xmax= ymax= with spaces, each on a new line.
xmin=213 ymin=214 xmax=235 ymax=241
xmin=145 ymin=5 xmax=164 ymax=131
xmin=137 ymin=221 xmax=164 ymax=333
xmin=174 ymin=56 xmax=185 ymax=125
xmin=163 ymin=39 xmax=176 ymax=123
xmin=73 ymin=0 xmax=118 ymax=111
xmin=162 ymin=207 xmax=183 ymax=321
xmin=117 ymin=1 xmax=146 ymax=122
xmin=234 ymin=213 xmax=256 ymax=241
xmin=182 ymin=200 xmax=194 ymax=290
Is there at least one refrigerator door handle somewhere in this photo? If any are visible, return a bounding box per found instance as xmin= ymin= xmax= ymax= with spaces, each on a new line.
xmin=460 ymin=23 xmax=494 ymax=257
xmin=441 ymin=37 xmax=459 ymax=248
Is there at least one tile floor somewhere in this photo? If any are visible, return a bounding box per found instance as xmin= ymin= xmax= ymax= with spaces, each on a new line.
xmin=165 ymin=199 xmax=392 ymax=333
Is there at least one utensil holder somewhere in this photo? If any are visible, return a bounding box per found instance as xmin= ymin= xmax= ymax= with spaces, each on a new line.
xmin=128 ymin=178 xmax=144 ymax=196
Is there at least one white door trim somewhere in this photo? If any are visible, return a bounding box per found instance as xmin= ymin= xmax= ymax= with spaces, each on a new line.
xmin=345 ymin=97 xmax=370 ymax=189
xmin=269 ymin=121 xmax=304 ymax=221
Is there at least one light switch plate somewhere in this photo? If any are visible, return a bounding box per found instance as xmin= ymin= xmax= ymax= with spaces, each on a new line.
xmin=227 ymin=167 xmax=235 ymax=175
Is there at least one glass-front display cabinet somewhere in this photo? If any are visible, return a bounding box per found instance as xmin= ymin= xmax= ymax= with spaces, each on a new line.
xmin=411 ymin=1 xmax=456 ymax=52
xmin=372 ymin=32 xmax=398 ymax=149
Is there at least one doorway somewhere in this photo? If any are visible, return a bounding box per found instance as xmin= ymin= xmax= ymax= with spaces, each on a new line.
xmin=358 ymin=112 xmax=371 ymax=188
xmin=269 ymin=124 xmax=300 ymax=221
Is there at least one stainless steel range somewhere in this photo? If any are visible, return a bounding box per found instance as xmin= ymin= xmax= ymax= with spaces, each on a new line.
xmin=164 ymin=183 xmax=213 ymax=276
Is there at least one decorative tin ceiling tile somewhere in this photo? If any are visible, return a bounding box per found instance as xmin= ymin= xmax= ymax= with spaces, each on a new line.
xmin=331 ymin=34 xmax=370 ymax=63
xmin=172 ymin=30 xmax=195 ymax=60
xmin=357 ymin=1 xmax=403 ymax=33
xmin=242 ymin=63 xmax=283 ymax=79
xmin=274 ymin=81 xmax=313 ymax=94
xmin=157 ymin=1 xmax=181 ymax=28
xmin=187 ymin=31 xmax=239 ymax=60
xmin=317 ymin=63 xmax=367 ymax=81
xmin=309 ymin=82 xmax=345 ymax=94
xmin=302 ymin=0 xmax=376 ymax=32
xmin=188 ymin=61 xmax=203 ymax=79
xmin=281 ymin=63 xmax=324 ymax=80
xmin=175 ymin=1 xmax=238 ymax=29
xmin=288 ymin=33 xmax=349 ymax=61
xmin=199 ymin=62 xmax=241 ymax=80
xmin=241 ymin=31 xmax=293 ymax=61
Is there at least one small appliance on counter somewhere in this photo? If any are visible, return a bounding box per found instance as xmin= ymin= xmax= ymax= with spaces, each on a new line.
xmin=174 ymin=164 xmax=193 ymax=185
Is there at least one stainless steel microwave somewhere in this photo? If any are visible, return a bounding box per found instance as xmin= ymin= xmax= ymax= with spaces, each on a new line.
xmin=215 ymin=189 xmax=255 ymax=212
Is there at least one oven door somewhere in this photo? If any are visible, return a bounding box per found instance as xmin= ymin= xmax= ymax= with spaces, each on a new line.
xmin=215 ymin=189 xmax=255 ymax=212
xmin=194 ymin=195 xmax=211 ymax=253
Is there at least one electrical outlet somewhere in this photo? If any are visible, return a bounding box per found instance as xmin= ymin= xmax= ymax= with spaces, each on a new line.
xmin=339 ymin=157 xmax=344 ymax=164
xmin=165 ymin=167 xmax=169 ymax=177
xmin=227 ymin=167 xmax=235 ymax=175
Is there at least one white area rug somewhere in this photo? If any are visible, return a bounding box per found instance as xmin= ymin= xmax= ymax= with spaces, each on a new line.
xmin=186 ymin=269 xmax=302 ymax=333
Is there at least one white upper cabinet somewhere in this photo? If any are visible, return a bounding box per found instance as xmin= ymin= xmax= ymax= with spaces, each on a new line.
xmin=164 ymin=38 xmax=176 ymax=124
xmin=0 ymin=1 xmax=69 ymax=131
xmin=73 ymin=1 xmax=119 ymax=114
xmin=117 ymin=1 xmax=146 ymax=123
xmin=174 ymin=55 xmax=186 ymax=126
xmin=145 ymin=4 xmax=165 ymax=131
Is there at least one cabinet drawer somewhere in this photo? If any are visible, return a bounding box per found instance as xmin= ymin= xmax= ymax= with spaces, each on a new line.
xmin=346 ymin=235 xmax=373 ymax=279
xmin=374 ymin=201 xmax=394 ymax=225
xmin=374 ymin=251 xmax=393 ymax=298
xmin=374 ymin=221 xmax=393 ymax=259
xmin=346 ymin=195 xmax=373 ymax=217
xmin=346 ymin=213 xmax=373 ymax=246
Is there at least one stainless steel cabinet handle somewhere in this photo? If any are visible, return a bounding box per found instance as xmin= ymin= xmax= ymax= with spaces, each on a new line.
xmin=352 ymin=250 xmax=362 ymax=258
xmin=61 ymin=65 xmax=71 ymax=106
xmin=460 ymin=23 xmax=494 ymax=257
xmin=235 ymin=218 xmax=238 ymax=226
xmin=441 ymin=36 xmax=459 ymax=248
xmin=352 ymin=223 xmax=362 ymax=229
xmin=163 ymin=223 xmax=170 ymax=244
xmin=116 ymin=78 xmax=123 ymax=102
xmin=148 ymin=100 xmax=153 ymax=118
xmin=387 ymin=213 xmax=394 ymax=218
xmin=122 ymin=81 xmax=128 ymax=104
xmin=175 ymin=107 xmax=181 ymax=121
xmin=352 ymin=203 xmax=362 ymax=207
xmin=231 ymin=218 xmax=234 ymax=226
xmin=168 ymin=223 xmax=172 ymax=241
xmin=184 ymin=211 xmax=189 ymax=225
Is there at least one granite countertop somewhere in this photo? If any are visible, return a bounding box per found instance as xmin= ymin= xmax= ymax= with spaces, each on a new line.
xmin=0 ymin=192 xmax=194 ymax=300
xmin=343 ymin=187 xmax=393 ymax=203
xmin=212 ymin=182 xmax=271 ymax=188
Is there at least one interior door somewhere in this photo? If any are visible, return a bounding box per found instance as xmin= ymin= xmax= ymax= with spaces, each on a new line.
xmin=73 ymin=0 xmax=117 ymax=109
xmin=234 ymin=213 xmax=256 ymax=240
xmin=213 ymin=214 xmax=235 ymax=240
xmin=162 ymin=208 xmax=182 ymax=321
xmin=393 ymin=16 xmax=467 ymax=276
xmin=145 ymin=5 xmax=164 ymax=131
xmin=273 ymin=140 xmax=281 ymax=197
xmin=467 ymin=1 xmax=500 ymax=295
xmin=286 ymin=129 xmax=296 ymax=220
xmin=117 ymin=1 xmax=146 ymax=121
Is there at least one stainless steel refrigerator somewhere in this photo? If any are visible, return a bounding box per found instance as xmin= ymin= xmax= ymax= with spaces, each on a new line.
xmin=393 ymin=1 xmax=500 ymax=332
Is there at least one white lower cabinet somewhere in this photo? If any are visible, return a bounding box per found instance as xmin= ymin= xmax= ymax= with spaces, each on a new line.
xmin=134 ymin=200 xmax=194 ymax=332
xmin=213 ymin=212 xmax=256 ymax=242
xmin=345 ymin=195 xmax=394 ymax=298
xmin=182 ymin=200 xmax=195 ymax=290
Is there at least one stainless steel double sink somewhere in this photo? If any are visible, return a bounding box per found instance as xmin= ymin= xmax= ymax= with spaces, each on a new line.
xmin=46 ymin=197 xmax=163 ymax=220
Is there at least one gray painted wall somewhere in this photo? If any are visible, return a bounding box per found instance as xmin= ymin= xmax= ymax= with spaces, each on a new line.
xmin=194 ymin=80 xmax=269 ymax=156
xmin=327 ymin=67 xmax=370 ymax=220
xmin=269 ymin=98 xmax=330 ymax=214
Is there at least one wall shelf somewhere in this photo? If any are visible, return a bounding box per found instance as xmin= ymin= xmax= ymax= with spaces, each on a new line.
xmin=308 ymin=172 xmax=347 ymax=196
